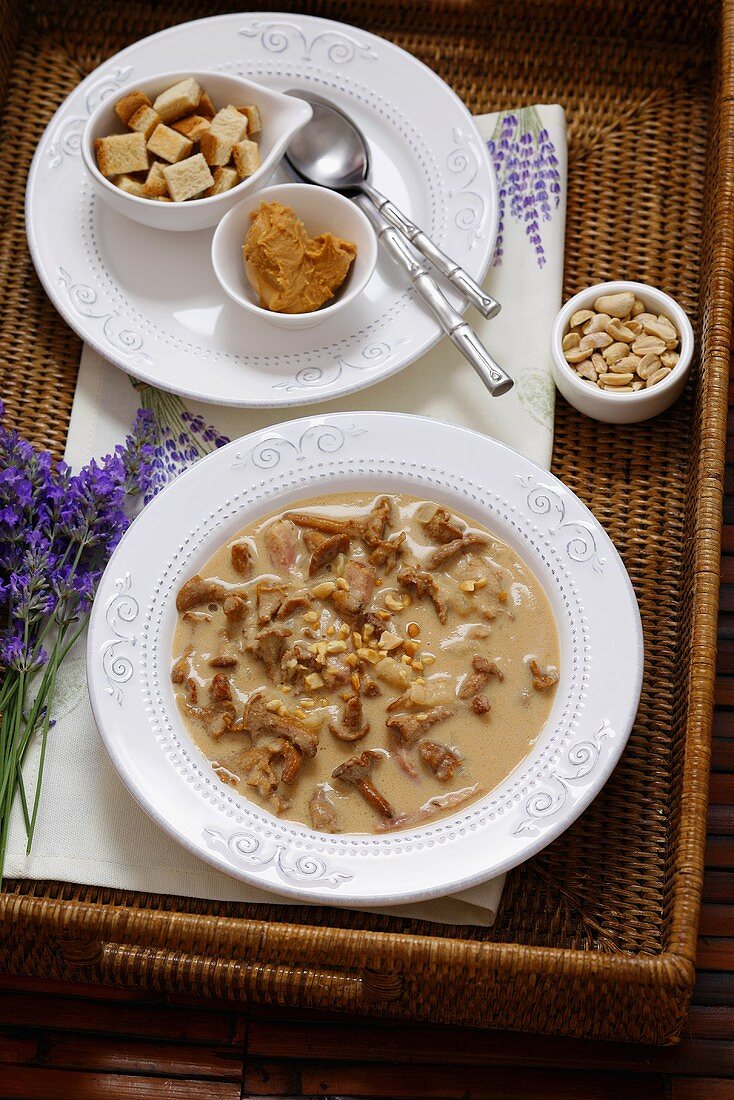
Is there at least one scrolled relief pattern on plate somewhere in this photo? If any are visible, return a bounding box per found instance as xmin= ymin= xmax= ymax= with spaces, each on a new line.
xmin=518 ymin=474 xmax=607 ymax=574
xmin=272 ymin=338 xmax=411 ymax=394
xmin=57 ymin=267 xmax=154 ymax=369
xmin=447 ymin=127 xmax=487 ymax=249
xmin=232 ymin=422 xmax=367 ymax=471
xmin=512 ymin=720 xmax=614 ymax=837
xmin=47 ymin=66 xmax=134 ymax=168
xmin=238 ymin=19 xmax=378 ymax=64
xmin=204 ymin=827 xmax=353 ymax=888
xmin=100 ymin=572 xmax=139 ymax=707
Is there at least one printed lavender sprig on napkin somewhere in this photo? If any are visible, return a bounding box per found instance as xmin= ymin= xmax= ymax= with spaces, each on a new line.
xmin=128 ymin=383 xmax=230 ymax=502
xmin=488 ymin=106 xmax=561 ymax=268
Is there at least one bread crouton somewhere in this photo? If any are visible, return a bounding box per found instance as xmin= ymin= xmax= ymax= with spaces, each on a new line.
xmin=236 ymin=104 xmax=262 ymax=134
xmin=114 ymin=173 xmax=147 ymax=197
xmin=162 ymin=153 xmax=214 ymax=202
xmin=171 ymin=114 xmax=211 ymax=142
xmin=147 ymin=124 xmax=194 ymax=164
xmin=95 ymin=132 xmax=149 ymax=177
xmin=210 ymin=105 xmax=248 ymax=143
xmin=127 ymin=105 xmax=162 ymax=140
xmin=204 ymin=165 xmax=239 ymax=196
xmin=104 ymin=80 xmax=263 ymax=204
xmin=199 ymin=129 xmax=235 ymax=167
xmin=143 ymin=161 xmax=168 ymax=198
xmin=152 ymin=77 xmax=202 ymax=124
xmin=115 ymin=91 xmax=152 ymax=125
xmin=232 ymin=138 xmax=260 ymax=179
xmin=198 ymin=91 xmax=215 ymax=118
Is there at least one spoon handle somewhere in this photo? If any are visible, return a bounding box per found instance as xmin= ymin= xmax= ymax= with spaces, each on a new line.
xmin=356 ymin=198 xmax=513 ymax=398
xmin=360 ymin=181 xmax=501 ymax=320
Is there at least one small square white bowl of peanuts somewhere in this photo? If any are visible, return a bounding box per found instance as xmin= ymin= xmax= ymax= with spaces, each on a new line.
xmin=550 ymin=281 xmax=694 ymax=424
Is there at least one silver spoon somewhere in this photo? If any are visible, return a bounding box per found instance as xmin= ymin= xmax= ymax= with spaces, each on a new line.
xmin=284 ymin=94 xmax=512 ymax=399
xmin=285 ymin=91 xmax=500 ymax=319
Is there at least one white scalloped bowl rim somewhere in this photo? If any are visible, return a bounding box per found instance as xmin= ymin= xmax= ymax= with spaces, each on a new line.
xmin=87 ymin=412 xmax=643 ymax=906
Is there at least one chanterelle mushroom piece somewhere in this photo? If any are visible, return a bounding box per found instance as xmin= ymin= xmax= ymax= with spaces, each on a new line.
xmin=243 ymin=692 xmax=319 ymax=757
xmin=256 ymin=581 xmax=290 ymax=625
xmin=230 ymin=541 xmax=252 ymax=577
xmin=208 ymin=628 xmax=238 ymax=669
xmin=360 ymin=495 xmax=393 ymax=545
xmin=471 ymin=695 xmax=491 ymax=716
xmin=329 ymin=693 xmax=369 ymax=742
xmin=332 ymin=750 xmax=394 ymax=818
xmin=302 ymin=529 xmax=327 ymax=552
xmin=239 ymin=742 xmax=282 ymax=797
xmin=397 ymin=567 xmax=447 ymax=624
xmin=223 ymin=594 xmax=247 ymax=622
xmin=368 ymin=531 xmax=406 ymax=573
xmin=276 ymin=591 xmax=312 ymax=619
xmin=386 ymin=705 xmax=455 ymax=745
xmin=289 ymin=496 xmax=393 ymax=549
xmin=176 ymin=575 xmax=226 ymax=613
xmin=309 ymin=785 xmax=339 ymax=833
xmin=287 ymin=511 xmax=362 ymax=538
xmin=419 ymin=739 xmax=461 ymax=781
xmin=421 ymin=505 xmax=463 ymax=545
xmin=185 ymin=672 xmax=237 ymax=741
xmin=528 ymin=658 xmax=559 ymax=691
xmin=279 ymin=639 xmax=321 ymax=685
xmin=280 ymin=740 xmax=303 ymax=785
xmin=457 ymin=656 xmax=503 ymax=700
xmin=209 ymin=672 xmax=232 ymax=702
xmin=250 ymin=625 xmax=292 ymax=681
xmin=308 ymin=532 xmax=350 ymax=576
xmin=423 ymin=533 xmax=488 ymax=571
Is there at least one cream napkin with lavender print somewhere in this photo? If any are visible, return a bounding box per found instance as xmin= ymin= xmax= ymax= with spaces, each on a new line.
xmin=6 ymin=105 xmax=566 ymax=926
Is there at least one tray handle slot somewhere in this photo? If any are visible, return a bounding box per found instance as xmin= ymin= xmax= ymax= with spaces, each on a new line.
xmin=52 ymin=936 xmax=405 ymax=1008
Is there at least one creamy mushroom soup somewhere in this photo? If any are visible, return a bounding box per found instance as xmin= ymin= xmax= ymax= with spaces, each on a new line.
xmin=171 ymin=493 xmax=559 ymax=834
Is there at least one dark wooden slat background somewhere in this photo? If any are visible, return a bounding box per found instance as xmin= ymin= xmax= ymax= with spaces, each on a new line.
xmin=1 ymin=385 xmax=733 ymax=1095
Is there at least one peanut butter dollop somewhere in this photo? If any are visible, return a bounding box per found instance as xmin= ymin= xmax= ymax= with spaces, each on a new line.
xmin=243 ymin=201 xmax=357 ymax=314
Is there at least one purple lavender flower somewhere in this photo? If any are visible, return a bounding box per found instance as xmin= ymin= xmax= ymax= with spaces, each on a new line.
xmin=61 ymin=456 xmax=129 ymax=555
xmin=3 ymin=631 xmax=48 ymax=673
xmin=487 ymin=107 xmax=561 ymax=269
xmin=0 ymin=393 xmax=231 ymax=874
xmin=124 ymin=387 xmax=230 ymax=503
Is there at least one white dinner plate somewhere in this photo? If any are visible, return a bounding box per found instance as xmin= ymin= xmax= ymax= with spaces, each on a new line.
xmin=26 ymin=12 xmax=498 ymax=407
xmin=87 ymin=413 xmax=643 ymax=906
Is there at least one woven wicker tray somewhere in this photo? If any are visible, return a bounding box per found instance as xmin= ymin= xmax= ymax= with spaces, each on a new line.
xmin=0 ymin=0 xmax=729 ymax=1044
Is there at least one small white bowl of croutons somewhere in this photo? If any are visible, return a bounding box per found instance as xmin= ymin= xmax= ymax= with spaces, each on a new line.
xmin=81 ymin=71 xmax=312 ymax=231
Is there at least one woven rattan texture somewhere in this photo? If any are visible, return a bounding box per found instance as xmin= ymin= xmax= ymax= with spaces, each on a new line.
xmin=0 ymin=0 xmax=727 ymax=1042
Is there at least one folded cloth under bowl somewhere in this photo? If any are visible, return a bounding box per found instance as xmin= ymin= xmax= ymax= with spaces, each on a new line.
xmin=6 ymin=104 xmax=567 ymax=926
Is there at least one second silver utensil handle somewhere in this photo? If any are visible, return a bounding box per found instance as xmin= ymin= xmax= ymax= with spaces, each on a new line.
xmin=363 ymin=205 xmax=513 ymax=398
xmin=415 ymin=272 xmax=514 ymax=397
xmin=361 ymin=181 xmax=501 ymax=320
